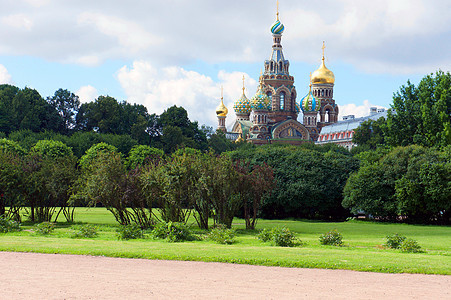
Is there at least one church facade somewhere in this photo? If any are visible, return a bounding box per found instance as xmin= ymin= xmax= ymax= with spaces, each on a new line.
xmin=215 ymin=9 xmax=339 ymax=145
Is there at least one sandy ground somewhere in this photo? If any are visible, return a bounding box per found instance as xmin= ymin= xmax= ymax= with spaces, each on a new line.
xmin=0 ymin=252 xmax=449 ymax=299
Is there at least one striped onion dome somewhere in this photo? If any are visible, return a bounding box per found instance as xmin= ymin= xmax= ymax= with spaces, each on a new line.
xmin=301 ymin=90 xmax=320 ymax=112
xmin=270 ymin=20 xmax=285 ymax=35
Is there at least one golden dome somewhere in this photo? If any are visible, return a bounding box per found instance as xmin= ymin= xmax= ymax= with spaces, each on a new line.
xmin=311 ymin=42 xmax=335 ymax=84
xmin=216 ymin=98 xmax=228 ymax=117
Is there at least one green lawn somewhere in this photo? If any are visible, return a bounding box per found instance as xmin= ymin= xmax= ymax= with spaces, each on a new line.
xmin=1 ymin=208 xmax=450 ymax=275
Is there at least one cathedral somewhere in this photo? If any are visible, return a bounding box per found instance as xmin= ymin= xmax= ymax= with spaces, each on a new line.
xmin=215 ymin=7 xmax=339 ymax=144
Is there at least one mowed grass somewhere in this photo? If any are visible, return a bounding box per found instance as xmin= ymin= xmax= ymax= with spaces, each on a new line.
xmin=0 ymin=208 xmax=450 ymax=274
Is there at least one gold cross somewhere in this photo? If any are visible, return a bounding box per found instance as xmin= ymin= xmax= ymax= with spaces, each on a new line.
xmin=221 ymin=85 xmax=223 ymax=100
xmin=242 ymin=75 xmax=245 ymax=92
xmin=277 ymin=0 xmax=279 ymax=20
xmin=322 ymin=41 xmax=325 ymax=57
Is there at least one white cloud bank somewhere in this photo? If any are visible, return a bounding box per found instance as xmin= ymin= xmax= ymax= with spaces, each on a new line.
xmin=76 ymin=85 xmax=98 ymax=103
xmin=0 ymin=64 xmax=12 ymax=84
xmin=117 ymin=61 xmax=257 ymax=127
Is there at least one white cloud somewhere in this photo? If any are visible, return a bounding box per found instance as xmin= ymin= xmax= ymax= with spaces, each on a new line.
xmin=0 ymin=64 xmax=12 ymax=84
xmin=77 ymin=12 xmax=162 ymax=54
xmin=117 ymin=61 xmax=258 ymax=128
xmin=338 ymin=100 xmax=387 ymax=119
xmin=76 ymin=85 xmax=98 ymax=103
xmin=1 ymin=14 xmax=33 ymax=31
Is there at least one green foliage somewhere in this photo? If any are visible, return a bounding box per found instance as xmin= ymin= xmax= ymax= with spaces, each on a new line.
xmin=116 ymin=223 xmax=143 ymax=240
xmin=343 ymin=145 xmax=451 ymax=223
xmin=0 ymin=215 xmax=21 ymax=233
xmin=385 ymin=70 xmax=451 ymax=148
xmin=385 ymin=233 xmax=406 ymax=249
xmin=70 ymin=224 xmax=98 ymax=238
xmin=151 ymin=222 xmax=194 ymax=242
xmin=47 ymin=88 xmax=80 ymax=134
xmin=228 ymin=144 xmax=359 ymax=220
xmin=0 ymin=138 xmax=26 ymax=156
xmin=35 ymin=222 xmax=55 ymax=235
xmin=257 ymin=227 xmax=300 ymax=247
xmin=352 ymin=117 xmax=387 ymax=149
xmin=208 ymin=225 xmax=236 ymax=244
xmin=30 ymin=139 xmax=74 ymax=159
xmin=319 ymin=230 xmax=344 ymax=246
xmin=126 ymin=145 xmax=164 ymax=169
xmin=401 ymin=238 xmax=423 ymax=253
xmin=79 ymin=142 xmax=119 ymax=169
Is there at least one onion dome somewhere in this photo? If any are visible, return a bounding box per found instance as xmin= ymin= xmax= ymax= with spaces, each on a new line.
xmin=233 ymin=77 xmax=252 ymax=114
xmin=301 ymin=84 xmax=320 ymax=112
xmin=216 ymin=98 xmax=228 ymax=117
xmin=311 ymin=42 xmax=335 ymax=84
xmin=270 ymin=19 xmax=285 ymax=35
xmin=250 ymin=82 xmax=271 ymax=111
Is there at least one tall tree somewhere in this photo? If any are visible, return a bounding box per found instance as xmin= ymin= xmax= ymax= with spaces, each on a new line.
xmin=47 ymin=89 xmax=80 ymax=134
xmin=385 ymin=71 xmax=451 ymax=147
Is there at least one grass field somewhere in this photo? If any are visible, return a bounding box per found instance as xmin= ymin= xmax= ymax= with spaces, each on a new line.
xmin=0 ymin=208 xmax=450 ymax=275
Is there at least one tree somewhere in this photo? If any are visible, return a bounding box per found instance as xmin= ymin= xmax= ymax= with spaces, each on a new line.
xmin=126 ymin=145 xmax=164 ymax=170
xmin=47 ymin=89 xmax=80 ymax=134
xmin=352 ymin=117 xmax=386 ymax=149
xmin=385 ymin=71 xmax=451 ymax=148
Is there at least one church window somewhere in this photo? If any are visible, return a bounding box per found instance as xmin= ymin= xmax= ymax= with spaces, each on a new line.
xmin=279 ymin=91 xmax=285 ymax=110
xmin=321 ymin=90 xmax=324 ymax=97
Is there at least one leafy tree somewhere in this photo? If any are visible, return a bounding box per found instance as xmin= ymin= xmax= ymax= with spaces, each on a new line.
xmin=343 ymin=145 xmax=450 ymax=223
xmin=79 ymin=142 xmax=119 ymax=169
xmin=352 ymin=117 xmax=386 ymax=149
xmin=385 ymin=71 xmax=451 ymax=148
xmin=208 ymin=131 xmax=238 ymax=154
xmin=0 ymin=84 xmax=20 ymax=134
xmin=47 ymin=89 xmax=80 ymax=134
xmin=126 ymin=145 xmax=164 ymax=169
xmin=0 ymin=138 xmax=26 ymax=156
xmin=30 ymin=139 xmax=74 ymax=159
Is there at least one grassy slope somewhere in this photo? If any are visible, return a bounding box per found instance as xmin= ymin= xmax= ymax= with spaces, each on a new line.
xmin=0 ymin=208 xmax=449 ymax=275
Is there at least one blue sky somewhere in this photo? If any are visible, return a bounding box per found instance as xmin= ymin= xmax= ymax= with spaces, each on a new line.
xmin=0 ymin=0 xmax=449 ymax=128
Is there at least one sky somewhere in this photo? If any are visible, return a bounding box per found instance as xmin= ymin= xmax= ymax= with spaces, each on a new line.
xmin=0 ymin=0 xmax=450 ymax=129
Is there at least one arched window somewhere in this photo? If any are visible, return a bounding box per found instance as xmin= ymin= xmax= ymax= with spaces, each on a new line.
xmin=279 ymin=91 xmax=285 ymax=110
xmin=267 ymin=92 xmax=272 ymax=103
xmin=321 ymin=90 xmax=324 ymax=97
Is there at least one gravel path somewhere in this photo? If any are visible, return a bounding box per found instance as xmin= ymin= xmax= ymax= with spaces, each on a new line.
xmin=1 ymin=252 xmax=449 ymax=299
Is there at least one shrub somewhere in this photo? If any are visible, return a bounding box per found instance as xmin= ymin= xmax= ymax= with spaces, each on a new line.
xmin=35 ymin=222 xmax=55 ymax=235
xmin=151 ymin=222 xmax=194 ymax=242
xmin=319 ymin=229 xmax=344 ymax=246
xmin=208 ymin=225 xmax=236 ymax=244
xmin=70 ymin=224 xmax=98 ymax=238
xmin=401 ymin=238 xmax=423 ymax=253
xmin=257 ymin=228 xmax=272 ymax=242
xmin=116 ymin=223 xmax=143 ymax=240
xmin=257 ymin=227 xmax=300 ymax=247
xmin=0 ymin=215 xmax=21 ymax=233
xmin=385 ymin=233 xmax=406 ymax=249
xmin=271 ymin=227 xmax=299 ymax=247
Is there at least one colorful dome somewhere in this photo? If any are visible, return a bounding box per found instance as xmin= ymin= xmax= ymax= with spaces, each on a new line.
xmin=250 ymin=85 xmax=271 ymax=111
xmin=234 ymin=79 xmax=252 ymax=115
xmin=301 ymin=90 xmax=320 ymax=112
xmin=270 ymin=19 xmax=285 ymax=35
xmin=216 ymin=98 xmax=228 ymax=117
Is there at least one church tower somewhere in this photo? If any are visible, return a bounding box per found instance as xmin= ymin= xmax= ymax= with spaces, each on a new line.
xmin=261 ymin=1 xmax=298 ymax=123
xmin=215 ymin=87 xmax=228 ymax=132
xmin=233 ymin=76 xmax=252 ymax=122
xmin=311 ymin=42 xmax=338 ymax=125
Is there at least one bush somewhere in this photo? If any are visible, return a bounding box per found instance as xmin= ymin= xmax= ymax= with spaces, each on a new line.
xmin=257 ymin=227 xmax=300 ymax=247
xmin=401 ymin=238 xmax=423 ymax=253
xmin=116 ymin=223 xmax=143 ymax=240
xmin=70 ymin=224 xmax=98 ymax=238
xmin=35 ymin=222 xmax=55 ymax=235
xmin=385 ymin=233 xmax=406 ymax=249
xmin=208 ymin=225 xmax=236 ymax=244
xmin=0 ymin=215 xmax=21 ymax=233
xmin=257 ymin=228 xmax=272 ymax=242
xmin=151 ymin=222 xmax=194 ymax=242
xmin=319 ymin=229 xmax=344 ymax=246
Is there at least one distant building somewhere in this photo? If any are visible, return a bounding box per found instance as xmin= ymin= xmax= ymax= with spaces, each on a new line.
xmin=215 ymin=7 xmax=339 ymax=145
xmin=315 ymin=108 xmax=387 ymax=149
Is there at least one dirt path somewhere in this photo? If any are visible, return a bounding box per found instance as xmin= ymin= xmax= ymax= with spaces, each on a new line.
xmin=1 ymin=252 xmax=449 ymax=299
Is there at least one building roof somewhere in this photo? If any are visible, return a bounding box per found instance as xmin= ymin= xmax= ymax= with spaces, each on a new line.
xmin=319 ymin=110 xmax=388 ymax=135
